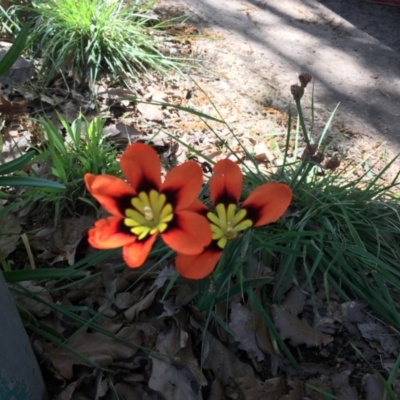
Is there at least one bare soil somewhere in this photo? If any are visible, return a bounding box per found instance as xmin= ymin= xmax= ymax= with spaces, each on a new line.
xmin=156 ymin=0 xmax=400 ymax=176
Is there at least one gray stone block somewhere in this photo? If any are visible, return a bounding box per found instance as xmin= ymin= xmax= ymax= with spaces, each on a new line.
xmin=0 ymin=272 xmax=47 ymax=400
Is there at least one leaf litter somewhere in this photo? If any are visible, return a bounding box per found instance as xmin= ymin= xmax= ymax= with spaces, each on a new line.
xmin=0 ymin=4 xmax=400 ymax=400
xmin=11 ymin=245 xmax=400 ymax=399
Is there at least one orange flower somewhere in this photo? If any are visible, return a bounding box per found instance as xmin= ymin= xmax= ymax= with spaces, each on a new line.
xmin=175 ymin=159 xmax=292 ymax=279
xmin=85 ymin=143 xmax=212 ymax=268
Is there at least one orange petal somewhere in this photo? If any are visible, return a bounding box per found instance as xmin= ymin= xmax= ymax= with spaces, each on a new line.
xmin=88 ymin=216 xmax=135 ymax=249
xmin=122 ymin=234 xmax=157 ymax=268
xmin=120 ymin=143 xmax=161 ymax=192
xmin=161 ymin=161 xmax=203 ymax=210
xmin=161 ymin=211 xmax=212 ymax=255
xmin=242 ymin=183 xmax=292 ymax=227
xmin=85 ymin=174 xmax=135 ymax=216
xmin=175 ymin=247 xmax=222 ymax=279
xmin=210 ymin=159 xmax=243 ymax=205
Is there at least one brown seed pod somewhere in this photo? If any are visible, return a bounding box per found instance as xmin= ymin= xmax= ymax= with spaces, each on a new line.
xmin=299 ymin=73 xmax=312 ymax=88
xmin=290 ymin=84 xmax=303 ymax=100
xmin=301 ymin=144 xmax=318 ymax=161
xmin=325 ymin=156 xmax=341 ymax=171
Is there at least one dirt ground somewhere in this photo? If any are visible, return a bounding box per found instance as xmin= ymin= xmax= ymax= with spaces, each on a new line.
xmin=157 ymin=0 xmax=400 ymax=166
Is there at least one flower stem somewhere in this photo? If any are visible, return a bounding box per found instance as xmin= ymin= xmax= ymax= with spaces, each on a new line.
xmin=295 ymin=97 xmax=311 ymax=147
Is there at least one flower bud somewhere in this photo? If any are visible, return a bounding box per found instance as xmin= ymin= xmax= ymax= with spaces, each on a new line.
xmin=325 ymin=156 xmax=341 ymax=171
xmin=291 ymin=84 xmax=303 ymax=100
xmin=301 ymin=144 xmax=324 ymax=163
xmin=299 ymin=73 xmax=312 ymax=88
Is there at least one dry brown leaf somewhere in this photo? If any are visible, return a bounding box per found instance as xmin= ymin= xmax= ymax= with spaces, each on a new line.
xmin=56 ymin=375 xmax=87 ymax=400
xmin=236 ymin=375 xmax=285 ymax=400
xmin=156 ymin=307 xmax=207 ymax=387
xmin=272 ymin=287 xmax=332 ymax=347
xmin=202 ymin=332 xmax=254 ymax=386
xmin=134 ymin=321 xmax=159 ymax=348
xmin=115 ymin=382 xmax=146 ymax=400
xmin=37 ymin=326 xmax=143 ymax=379
xmin=280 ymin=378 xmax=303 ymax=400
xmin=124 ymin=286 xmax=155 ymax=321
xmin=103 ymin=123 xmax=142 ymax=144
xmin=208 ymin=380 xmax=224 ymax=400
xmin=149 ymin=356 xmax=202 ymax=400
xmin=11 ymin=281 xmax=53 ymax=318
xmin=363 ymin=374 xmax=385 ymax=400
xmin=282 ymin=286 xmax=306 ymax=315
xmin=253 ymin=140 xmax=275 ymax=163
xmin=101 ymin=263 xmax=130 ymax=300
xmin=31 ymin=216 xmax=95 ymax=265
xmin=229 ymin=302 xmax=265 ymax=362
xmin=116 ymin=122 xmax=142 ymax=137
xmin=272 ymin=304 xmax=332 ymax=348
xmin=331 ymin=371 xmax=357 ymax=400
xmin=174 ymin=280 xmax=197 ymax=306
xmin=124 ymin=265 xmax=173 ymax=321
xmin=147 ymin=87 xmax=168 ymax=102
xmin=101 ymin=124 xmax=120 ymax=138
xmin=94 ymin=370 xmax=108 ymax=400
xmin=137 ymin=102 xmax=164 ymax=122
xmin=115 ymin=282 xmax=145 ymax=311
xmin=66 ymin=275 xmax=103 ymax=303
xmin=0 ymin=212 xmax=21 ymax=258
xmin=338 ymin=301 xmax=366 ymax=323
xmin=115 ymin=292 xmax=136 ymax=310
xmin=358 ymin=321 xmax=400 ymax=355
xmin=253 ymin=289 xmax=283 ymax=376
xmin=304 ymin=378 xmax=332 ymax=399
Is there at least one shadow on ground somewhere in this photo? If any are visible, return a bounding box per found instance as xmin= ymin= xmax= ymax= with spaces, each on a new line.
xmin=160 ymin=0 xmax=400 ymax=154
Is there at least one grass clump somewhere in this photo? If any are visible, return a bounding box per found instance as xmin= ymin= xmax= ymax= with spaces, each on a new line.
xmin=34 ymin=114 xmax=120 ymax=217
xmin=7 ymin=0 xmax=185 ymax=85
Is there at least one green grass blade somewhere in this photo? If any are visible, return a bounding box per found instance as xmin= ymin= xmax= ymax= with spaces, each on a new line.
xmin=0 ymin=176 xmax=65 ymax=189
xmin=0 ymin=151 xmax=34 ymax=175
xmin=0 ymin=24 xmax=29 ymax=76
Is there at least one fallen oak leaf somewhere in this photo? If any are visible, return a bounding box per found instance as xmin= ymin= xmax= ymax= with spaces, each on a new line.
xmin=156 ymin=307 xmax=207 ymax=387
xmin=11 ymin=281 xmax=53 ymax=318
xmin=149 ymin=356 xmax=202 ymax=400
xmin=357 ymin=321 xmax=400 ymax=355
xmin=229 ymin=301 xmax=265 ymax=362
xmin=202 ymin=332 xmax=254 ymax=386
xmin=0 ymin=212 xmax=22 ymax=258
xmin=137 ymin=100 xmax=164 ymax=122
xmin=272 ymin=287 xmax=332 ymax=347
xmin=124 ymin=264 xmax=174 ymax=321
xmin=332 ymin=371 xmax=358 ymax=400
xmin=31 ymin=216 xmax=95 ymax=265
xmin=236 ymin=375 xmax=286 ymax=399
xmin=272 ymin=303 xmax=332 ymax=347
xmin=36 ymin=326 xmax=143 ymax=379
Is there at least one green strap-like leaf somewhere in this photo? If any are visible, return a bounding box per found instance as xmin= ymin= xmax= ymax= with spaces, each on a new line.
xmin=0 ymin=24 xmax=29 ymax=77
xmin=0 ymin=151 xmax=35 ymax=175
xmin=0 ymin=176 xmax=65 ymax=189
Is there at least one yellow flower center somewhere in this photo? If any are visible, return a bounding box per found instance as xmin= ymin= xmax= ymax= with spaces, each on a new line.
xmin=207 ymin=203 xmax=253 ymax=249
xmin=124 ymin=190 xmax=173 ymax=240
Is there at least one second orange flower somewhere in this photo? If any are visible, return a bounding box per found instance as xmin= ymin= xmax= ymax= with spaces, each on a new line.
xmin=175 ymin=159 xmax=293 ymax=279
